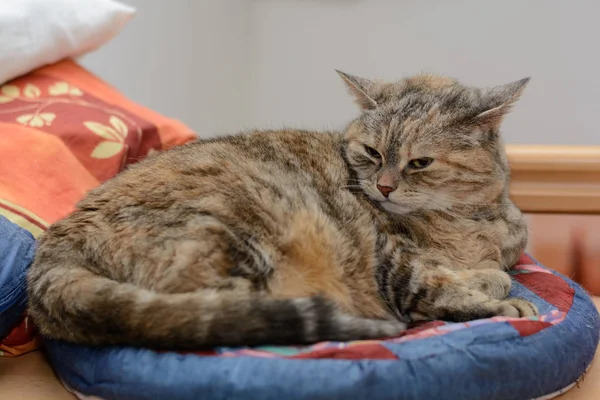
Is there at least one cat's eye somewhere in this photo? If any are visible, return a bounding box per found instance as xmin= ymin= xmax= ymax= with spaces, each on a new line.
xmin=364 ymin=145 xmax=381 ymax=159
xmin=408 ymin=158 xmax=433 ymax=169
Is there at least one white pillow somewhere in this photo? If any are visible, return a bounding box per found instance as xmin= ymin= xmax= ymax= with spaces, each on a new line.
xmin=0 ymin=0 xmax=135 ymax=84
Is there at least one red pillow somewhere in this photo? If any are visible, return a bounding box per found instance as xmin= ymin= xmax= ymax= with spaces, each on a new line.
xmin=0 ymin=59 xmax=196 ymax=236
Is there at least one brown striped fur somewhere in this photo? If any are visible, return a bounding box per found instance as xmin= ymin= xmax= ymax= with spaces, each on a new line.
xmin=27 ymin=72 xmax=536 ymax=349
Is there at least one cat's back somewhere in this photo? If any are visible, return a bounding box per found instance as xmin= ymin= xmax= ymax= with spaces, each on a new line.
xmin=85 ymin=129 xmax=341 ymax=198
xmin=114 ymin=129 xmax=346 ymax=190
xmin=76 ymin=129 xmax=358 ymax=238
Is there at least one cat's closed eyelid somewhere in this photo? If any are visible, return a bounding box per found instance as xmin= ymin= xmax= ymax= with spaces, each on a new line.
xmin=363 ymin=145 xmax=380 ymax=156
xmin=362 ymin=146 xmax=383 ymax=165
xmin=352 ymin=152 xmax=380 ymax=169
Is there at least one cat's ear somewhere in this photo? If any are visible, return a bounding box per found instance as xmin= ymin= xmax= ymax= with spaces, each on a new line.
xmin=473 ymin=77 xmax=530 ymax=127
xmin=336 ymin=70 xmax=378 ymax=111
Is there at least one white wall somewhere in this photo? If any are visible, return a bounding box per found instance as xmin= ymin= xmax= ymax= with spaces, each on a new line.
xmin=83 ymin=0 xmax=600 ymax=145
xmin=250 ymin=0 xmax=600 ymax=145
xmin=82 ymin=0 xmax=253 ymax=137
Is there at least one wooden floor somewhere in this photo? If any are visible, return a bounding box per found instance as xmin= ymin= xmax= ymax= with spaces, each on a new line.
xmin=0 ymin=350 xmax=74 ymax=399
xmin=0 ymin=298 xmax=598 ymax=400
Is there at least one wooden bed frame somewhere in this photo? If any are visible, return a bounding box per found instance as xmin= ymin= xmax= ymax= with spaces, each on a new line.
xmin=508 ymin=145 xmax=600 ymax=214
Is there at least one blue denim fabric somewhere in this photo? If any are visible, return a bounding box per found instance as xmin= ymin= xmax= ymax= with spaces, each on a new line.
xmin=0 ymin=216 xmax=36 ymax=338
xmin=46 ymin=260 xmax=600 ymax=400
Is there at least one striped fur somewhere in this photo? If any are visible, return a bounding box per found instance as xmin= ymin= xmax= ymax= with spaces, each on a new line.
xmin=27 ymin=72 xmax=535 ymax=349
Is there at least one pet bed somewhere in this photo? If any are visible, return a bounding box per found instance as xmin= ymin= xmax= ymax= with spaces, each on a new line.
xmin=40 ymin=252 xmax=599 ymax=400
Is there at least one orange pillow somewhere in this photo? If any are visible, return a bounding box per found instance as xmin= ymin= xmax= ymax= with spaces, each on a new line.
xmin=0 ymin=59 xmax=196 ymax=236
xmin=0 ymin=60 xmax=196 ymax=356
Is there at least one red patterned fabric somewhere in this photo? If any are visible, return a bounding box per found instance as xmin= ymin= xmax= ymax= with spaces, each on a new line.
xmin=0 ymin=312 xmax=41 ymax=357
xmin=291 ymin=343 xmax=397 ymax=360
xmin=514 ymin=273 xmax=574 ymax=313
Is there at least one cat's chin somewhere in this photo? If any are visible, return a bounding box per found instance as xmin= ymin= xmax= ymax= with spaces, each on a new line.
xmin=380 ymin=201 xmax=414 ymax=215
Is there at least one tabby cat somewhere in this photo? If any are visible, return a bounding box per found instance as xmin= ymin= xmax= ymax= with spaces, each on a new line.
xmin=27 ymin=71 xmax=537 ymax=349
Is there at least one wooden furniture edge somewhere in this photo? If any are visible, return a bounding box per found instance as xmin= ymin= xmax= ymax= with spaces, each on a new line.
xmin=506 ymin=145 xmax=600 ymax=214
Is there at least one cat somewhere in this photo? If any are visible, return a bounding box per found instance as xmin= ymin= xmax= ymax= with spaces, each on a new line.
xmin=27 ymin=71 xmax=537 ymax=349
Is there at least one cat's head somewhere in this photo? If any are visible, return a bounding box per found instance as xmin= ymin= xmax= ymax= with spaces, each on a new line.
xmin=338 ymin=71 xmax=529 ymax=215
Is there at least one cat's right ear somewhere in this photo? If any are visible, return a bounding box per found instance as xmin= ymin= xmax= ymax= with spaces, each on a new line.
xmin=336 ymin=70 xmax=378 ymax=111
xmin=473 ymin=77 xmax=530 ymax=128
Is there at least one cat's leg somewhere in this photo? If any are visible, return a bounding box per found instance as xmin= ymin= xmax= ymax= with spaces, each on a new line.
xmin=412 ymin=266 xmax=537 ymax=321
xmin=456 ymin=267 xmax=512 ymax=300
xmin=381 ymin=253 xmax=538 ymax=322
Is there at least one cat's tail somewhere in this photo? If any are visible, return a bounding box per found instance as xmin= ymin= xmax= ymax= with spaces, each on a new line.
xmin=27 ymin=265 xmax=405 ymax=349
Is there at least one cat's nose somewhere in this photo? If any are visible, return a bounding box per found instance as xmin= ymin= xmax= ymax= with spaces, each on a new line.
xmin=377 ymin=172 xmax=397 ymax=198
xmin=376 ymin=184 xmax=396 ymax=198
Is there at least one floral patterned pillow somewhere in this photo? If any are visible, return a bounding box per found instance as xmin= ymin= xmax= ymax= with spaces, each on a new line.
xmin=0 ymin=59 xmax=196 ymax=237
xmin=0 ymin=59 xmax=197 ymax=356
xmin=0 ymin=59 xmax=195 ymax=184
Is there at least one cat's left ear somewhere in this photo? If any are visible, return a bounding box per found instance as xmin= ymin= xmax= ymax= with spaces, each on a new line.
xmin=474 ymin=77 xmax=530 ymax=127
xmin=336 ymin=70 xmax=379 ymax=111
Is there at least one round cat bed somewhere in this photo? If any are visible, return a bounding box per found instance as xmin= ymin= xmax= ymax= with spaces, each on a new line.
xmin=45 ymin=254 xmax=599 ymax=400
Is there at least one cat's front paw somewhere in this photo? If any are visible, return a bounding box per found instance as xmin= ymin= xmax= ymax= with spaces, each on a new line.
xmin=460 ymin=268 xmax=512 ymax=300
xmin=496 ymin=298 xmax=538 ymax=318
